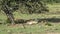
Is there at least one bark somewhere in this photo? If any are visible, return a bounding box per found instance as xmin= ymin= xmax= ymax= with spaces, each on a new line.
xmin=7 ymin=13 xmax=15 ymax=24
xmin=2 ymin=4 xmax=15 ymax=24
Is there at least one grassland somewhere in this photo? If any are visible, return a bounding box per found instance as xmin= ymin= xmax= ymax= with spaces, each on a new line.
xmin=0 ymin=23 xmax=60 ymax=34
xmin=0 ymin=4 xmax=60 ymax=34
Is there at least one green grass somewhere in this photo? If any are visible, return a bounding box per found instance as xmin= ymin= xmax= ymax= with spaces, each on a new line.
xmin=0 ymin=23 xmax=60 ymax=34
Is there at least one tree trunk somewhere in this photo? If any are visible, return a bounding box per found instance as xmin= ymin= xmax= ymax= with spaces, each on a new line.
xmin=7 ymin=13 xmax=15 ymax=24
xmin=2 ymin=4 xmax=15 ymax=25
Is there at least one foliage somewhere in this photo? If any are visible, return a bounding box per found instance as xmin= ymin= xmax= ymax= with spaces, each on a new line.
xmin=42 ymin=0 xmax=60 ymax=3
xmin=0 ymin=0 xmax=49 ymax=24
xmin=0 ymin=0 xmax=49 ymax=14
xmin=18 ymin=0 xmax=49 ymax=14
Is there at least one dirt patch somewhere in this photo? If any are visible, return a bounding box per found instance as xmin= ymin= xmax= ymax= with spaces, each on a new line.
xmin=46 ymin=32 xmax=60 ymax=34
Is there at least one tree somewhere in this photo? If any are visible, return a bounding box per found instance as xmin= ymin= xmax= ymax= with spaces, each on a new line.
xmin=18 ymin=0 xmax=49 ymax=14
xmin=0 ymin=0 xmax=49 ymax=24
xmin=0 ymin=0 xmax=19 ymax=24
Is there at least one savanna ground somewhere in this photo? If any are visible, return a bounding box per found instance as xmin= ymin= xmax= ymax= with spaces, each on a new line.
xmin=0 ymin=4 xmax=60 ymax=34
